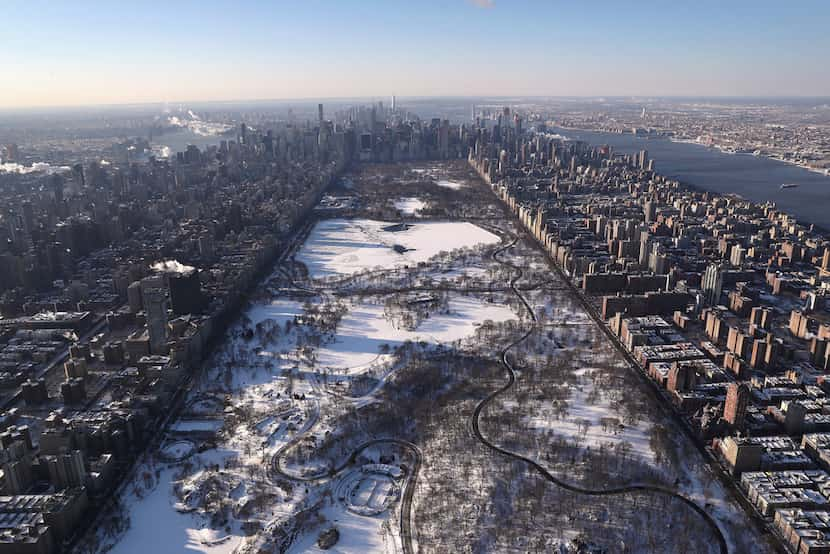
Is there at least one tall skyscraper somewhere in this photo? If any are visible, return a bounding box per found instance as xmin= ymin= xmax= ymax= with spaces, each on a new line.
xmin=724 ymin=383 xmax=750 ymax=429
xmin=318 ymin=103 xmax=324 ymax=124
xmin=169 ymin=269 xmax=205 ymax=316
xmin=438 ymin=120 xmax=449 ymax=158
xmin=45 ymin=450 xmax=85 ymax=489
xmin=644 ymin=199 xmax=656 ymax=223
xmin=2 ymin=459 xmax=32 ymax=494
xmin=702 ymin=262 xmax=724 ymax=306
xmin=144 ymin=288 xmax=168 ymax=355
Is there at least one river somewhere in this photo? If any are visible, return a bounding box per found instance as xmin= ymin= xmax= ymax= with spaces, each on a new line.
xmin=548 ymin=126 xmax=830 ymax=229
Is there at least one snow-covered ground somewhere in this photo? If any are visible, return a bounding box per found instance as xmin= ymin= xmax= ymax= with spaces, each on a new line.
xmin=286 ymin=499 xmax=397 ymax=554
xmin=109 ymin=450 xmax=247 ymax=554
xmin=317 ymin=296 xmax=515 ymax=375
xmin=393 ymin=197 xmax=426 ymax=216
xmin=524 ymin=366 xmax=656 ymax=465
xmin=297 ymin=219 xmax=500 ymax=278
xmin=436 ymin=179 xmax=464 ymax=190
xmin=102 ymin=256 xmax=516 ymax=554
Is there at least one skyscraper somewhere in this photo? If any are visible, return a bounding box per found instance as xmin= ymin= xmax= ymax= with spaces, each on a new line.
xmin=45 ymin=450 xmax=85 ymax=489
xmin=318 ymin=103 xmax=324 ymax=124
xmin=144 ymin=288 xmax=168 ymax=355
xmin=169 ymin=269 xmax=205 ymax=316
xmin=644 ymin=199 xmax=656 ymax=223
xmin=724 ymin=383 xmax=750 ymax=428
xmin=438 ymin=120 xmax=449 ymax=158
xmin=702 ymin=262 xmax=724 ymax=306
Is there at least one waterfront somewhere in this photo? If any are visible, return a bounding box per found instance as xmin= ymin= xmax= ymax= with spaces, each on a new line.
xmin=150 ymin=128 xmax=230 ymax=158
xmin=549 ymin=126 xmax=830 ymax=228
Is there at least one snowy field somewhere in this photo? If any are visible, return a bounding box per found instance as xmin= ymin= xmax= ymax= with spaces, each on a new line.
xmin=297 ymin=219 xmax=499 ymax=278
xmin=103 ymin=266 xmax=516 ymax=554
xmin=524 ymin=366 xmax=656 ymax=465
xmin=286 ymin=499 xmax=397 ymax=554
xmin=317 ymin=296 xmax=516 ymax=375
xmin=436 ymin=179 xmax=465 ymax=190
xmin=109 ymin=450 xmax=247 ymax=554
xmin=393 ymin=197 xmax=426 ymax=216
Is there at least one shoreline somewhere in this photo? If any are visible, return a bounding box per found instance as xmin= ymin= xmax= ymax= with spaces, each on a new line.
xmin=554 ymin=125 xmax=830 ymax=178
xmin=551 ymin=124 xmax=830 ymax=233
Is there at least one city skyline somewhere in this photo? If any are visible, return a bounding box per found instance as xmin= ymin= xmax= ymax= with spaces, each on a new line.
xmin=3 ymin=0 xmax=830 ymax=108
xmin=3 ymin=1 xmax=830 ymax=545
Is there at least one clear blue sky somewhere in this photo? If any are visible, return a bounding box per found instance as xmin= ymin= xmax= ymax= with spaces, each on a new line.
xmin=2 ymin=0 xmax=829 ymax=107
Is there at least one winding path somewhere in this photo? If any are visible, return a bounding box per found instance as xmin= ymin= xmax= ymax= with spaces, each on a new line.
xmin=270 ymin=386 xmax=422 ymax=554
xmin=272 ymin=261 xmax=423 ymax=552
xmin=471 ymin=236 xmax=730 ymax=554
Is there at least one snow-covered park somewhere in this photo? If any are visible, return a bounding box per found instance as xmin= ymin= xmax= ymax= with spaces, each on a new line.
xmin=89 ymin=161 xmax=763 ymax=554
xmin=393 ymin=197 xmax=426 ymax=216
xmin=296 ymin=218 xmax=499 ymax=278
xmin=96 ymin=207 xmax=517 ymax=554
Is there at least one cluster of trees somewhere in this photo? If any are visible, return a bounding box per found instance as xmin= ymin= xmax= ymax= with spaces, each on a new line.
xmin=383 ymin=292 xmax=450 ymax=331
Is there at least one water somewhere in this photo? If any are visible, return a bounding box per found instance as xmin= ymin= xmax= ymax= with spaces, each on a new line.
xmin=150 ymin=128 xmax=232 ymax=157
xmin=548 ymin=126 xmax=830 ymax=229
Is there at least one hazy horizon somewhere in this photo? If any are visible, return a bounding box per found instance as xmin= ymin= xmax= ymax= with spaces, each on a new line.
xmin=3 ymin=95 xmax=830 ymax=115
xmin=3 ymin=0 xmax=830 ymax=109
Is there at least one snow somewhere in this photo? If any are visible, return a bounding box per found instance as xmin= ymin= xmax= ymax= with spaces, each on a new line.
xmin=161 ymin=440 xmax=196 ymax=460
xmin=248 ymin=298 xmax=304 ymax=328
xmin=436 ymin=180 xmax=465 ymax=190
xmin=525 ymin=366 xmax=656 ymax=465
xmin=286 ymin=501 xmax=396 ymax=554
xmin=393 ymin=197 xmax=426 ymax=216
xmin=297 ymin=219 xmax=500 ymax=278
xmin=316 ymin=297 xmax=516 ymax=375
xmin=170 ymin=419 xmax=223 ymax=433
xmin=101 ymin=214 xmax=515 ymax=554
xmin=109 ymin=464 xmax=243 ymax=554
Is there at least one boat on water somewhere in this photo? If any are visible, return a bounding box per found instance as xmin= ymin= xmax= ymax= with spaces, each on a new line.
xmin=780 ymin=183 xmax=799 ymax=189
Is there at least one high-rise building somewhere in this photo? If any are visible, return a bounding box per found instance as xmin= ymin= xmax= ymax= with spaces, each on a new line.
xmin=144 ymin=288 xmax=168 ymax=355
xmin=730 ymin=244 xmax=746 ymax=267
xmin=702 ymin=262 xmax=724 ymax=306
xmin=318 ymin=103 xmax=324 ymax=124
xmin=127 ymin=281 xmax=142 ymax=313
xmin=438 ymin=120 xmax=450 ymax=158
xmin=2 ymin=459 xmax=33 ymax=494
xmin=724 ymin=382 xmax=750 ymax=428
xmin=1 ymin=143 xmax=19 ymax=162
xmin=169 ymin=269 xmax=205 ymax=316
xmin=52 ymin=174 xmax=64 ymax=204
xmin=667 ymin=363 xmax=696 ymax=392
xmin=784 ymin=401 xmax=808 ymax=434
xmin=644 ymin=199 xmax=656 ymax=223
xmin=45 ymin=450 xmax=86 ymax=489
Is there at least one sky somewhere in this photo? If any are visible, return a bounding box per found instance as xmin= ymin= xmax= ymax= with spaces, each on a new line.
xmin=1 ymin=0 xmax=829 ymax=108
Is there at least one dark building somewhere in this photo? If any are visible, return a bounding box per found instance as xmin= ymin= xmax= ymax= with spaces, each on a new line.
xmin=725 ymin=383 xmax=750 ymax=429
xmin=168 ymin=269 xmax=205 ymax=316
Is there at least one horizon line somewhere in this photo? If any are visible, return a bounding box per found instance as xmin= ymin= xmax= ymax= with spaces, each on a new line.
xmin=3 ymin=94 xmax=830 ymax=113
